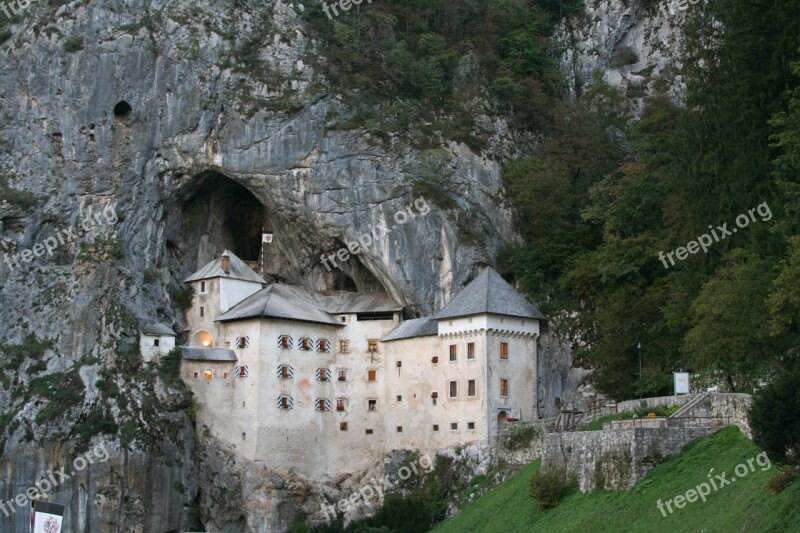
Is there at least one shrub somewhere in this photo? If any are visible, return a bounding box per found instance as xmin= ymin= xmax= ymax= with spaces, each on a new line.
xmin=765 ymin=468 xmax=799 ymax=495
xmin=171 ymin=286 xmax=194 ymax=310
xmin=750 ymin=364 xmax=800 ymax=465
xmin=64 ymin=36 xmax=84 ymax=53
xmin=501 ymin=424 xmax=540 ymax=450
xmin=529 ymin=468 xmax=571 ymax=509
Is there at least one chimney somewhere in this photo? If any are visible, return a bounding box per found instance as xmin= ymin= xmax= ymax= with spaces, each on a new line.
xmin=221 ymin=253 xmax=231 ymax=275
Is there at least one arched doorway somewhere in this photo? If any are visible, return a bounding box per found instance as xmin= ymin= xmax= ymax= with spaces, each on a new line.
xmin=497 ymin=410 xmax=508 ymax=430
xmin=190 ymin=330 xmax=214 ymax=347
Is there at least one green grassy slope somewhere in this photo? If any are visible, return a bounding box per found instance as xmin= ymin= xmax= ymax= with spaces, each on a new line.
xmin=434 ymin=427 xmax=800 ymax=533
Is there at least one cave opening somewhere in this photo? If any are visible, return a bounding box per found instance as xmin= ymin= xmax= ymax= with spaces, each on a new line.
xmin=114 ymin=100 xmax=132 ymax=119
xmin=179 ymin=172 xmax=265 ymax=265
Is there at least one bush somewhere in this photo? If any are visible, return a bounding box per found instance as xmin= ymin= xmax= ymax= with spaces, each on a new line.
xmin=501 ymin=424 xmax=541 ymax=450
xmin=750 ymin=364 xmax=800 ymax=465
xmin=64 ymin=36 xmax=84 ymax=53
xmin=765 ymin=468 xmax=799 ymax=495
xmin=529 ymin=468 xmax=571 ymax=509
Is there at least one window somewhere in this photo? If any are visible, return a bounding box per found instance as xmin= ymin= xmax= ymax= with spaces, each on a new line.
xmin=368 ymin=399 xmax=377 ymax=411
xmin=200 ymin=306 xmax=205 ymax=318
xmin=500 ymin=342 xmax=509 ymax=360
xmin=431 ymin=391 xmax=438 ymax=399
xmin=236 ymin=336 xmax=250 ymax=349
xmin=396 ymin=426 xmax=403 ymax=433
xmin=300 ymin=337 xmax=312 ymax=351
xmin=340 ymin=422 xmax=348 ymax=431
xmin=365 ymin=429 xmax=373 ymax=435
xmin=368 ymin=339 xmax=378 ymax=352
xmin=451 ymin=422 xmax=458 ymax=430
xmin=467 ymin=342 xmax=475 ymax=360
xmin=316 ymin=368 xmax=331 ymax=381
xmin=340 ymin=316 xmax=347 ymax=323
xmin=242 ymin=432 xmax=246 ymax=440
xmin=396 ymin=395 xmax=402 ymax=402
xmin=204 ymin=370 xmax=212 ymax=380
xmin=500 ymin=379 xmax=509 ymax=397
xmin=316 ymin=398 xmax=331 ymax=411
xmin=468 ymin=379 xmax=476 ymax=397
xmin=278 ymin=365 xmax=293 ymax=379
xmin=338 ymin=370 xmax=347 ymax=382
xmin=431 ymin=356 xmax=439 ymax=364
xmin=277 ymin=396 xmax=294 ymax=409
xmin=336 ymin=399 xmax=346 ymax=412
xmin=432 ymin=424 xmax=439 ymax=431
xmin=153 ymin=339 xmax=160 ymax=347
xmin=318 ymin=339 xmax=330 ymax=353
xmin=193 ymin=371 xmax=199 ymax=379
xmin=279 ymin=335 xmax=291 ymax=349
xmin=223 ymin=372 xmax=229 ymax=379
xmin=339 ymin=340 xmax=350 ymax=353
xmin=368 ymin=369 xmax=377 ymax=382
xmin=449 ymin=344 xmax=457 ymax=362
xmin=468 ymin=422 xmax=475 ymax=430
xmin=449 ymin=381 xmax=457 ymax=398
xmin=200 ymin=281 xmax=206 ymax=293
xmin=396 ymin=361 xmax=402 ymax=368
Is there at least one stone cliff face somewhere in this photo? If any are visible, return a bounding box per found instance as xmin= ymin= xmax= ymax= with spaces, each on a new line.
xmin=0 ymin=0 xmax=685 ymax=531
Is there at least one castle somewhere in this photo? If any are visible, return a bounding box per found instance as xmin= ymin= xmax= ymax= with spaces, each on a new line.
xmin=178 ymin=250 xmax=545 ymax=477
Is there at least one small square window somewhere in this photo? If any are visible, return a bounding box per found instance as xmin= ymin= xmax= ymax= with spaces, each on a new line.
xmin=336 ymin=399 xmax=346 ymax=411
xmin=340 ymin=340 xmax=350 ymax=353
xmin=368 ymin=339 xmax=378 ymax=352
xmin=368 ymin=399 xmax=377 ymax=411
xmin=432 ymin=424 xmax=439 ymax=431
xmin=280 ymin=335 xmax=291 ymax=348
xmin=204 ymin=370 xmax=212 ymax=380
xmin=338 ymin=370 xmax=347 ymax=382
xmin=468 ymin=422 xmax=475 ymax=430
xmin=449 ymin=344 xmax=457 ymax=362
xmin=193 ymin=372 xmax=199 ymax=379
xmin=451 ymin=422 xmax=458 ymax=430
xmin=153 ymin=339 xmax=160 ymax=347
xmin=242 ymin=432 xmax=246 ymax=440
xmin=431 ymin=356 xmax=439 ymax=364
xmin=396 ymin=361 xmax=402 ymax=368
xmin=223 ymin=372 xmax=229 ymax=379
xmin=340 ymin=316 xmax=347 ymax=323
xmin=366 ymin=429 xmax=373 ymax=435
xmin=396 ymin=395 xmax=402 ymax=402
xmin=318 ymin=339 xmax=330 ymax=353
xmin=200 ymin=281 xmax=207 ymax=293
xmin=368 ymin=369 xmax=377 ymax=382
xmin=396 ymin=426 xmax=403 ymax=433
xmin=467 ymin=342 xmax=475 ymax=359
xmin=301 ymin=338 xmax=312 ymax=351
xmin=340 ymin=422 xmax=348 ymax=431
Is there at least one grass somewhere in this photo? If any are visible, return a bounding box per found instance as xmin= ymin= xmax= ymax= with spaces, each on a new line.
xmin=580 ymin=405 xmax=681 ymax=432
xmin=434 ymin=427 xmax=800 ymax=533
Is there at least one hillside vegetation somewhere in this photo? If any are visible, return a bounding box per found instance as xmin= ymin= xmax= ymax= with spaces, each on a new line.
xmin=434 ymin=427 xmax=800 ymax=532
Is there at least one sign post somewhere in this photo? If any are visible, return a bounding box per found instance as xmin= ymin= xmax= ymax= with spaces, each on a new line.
xmin=674 ymin=372 xmax=690 ymax=395
xmin=261 ymin=230 xmax=273 ymax=274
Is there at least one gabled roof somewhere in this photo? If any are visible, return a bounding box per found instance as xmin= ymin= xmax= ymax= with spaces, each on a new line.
xmin=382 ymin=317 xmax=439 ymax=342
xmin=141 ymin=323 xmax=176 ymax=337
xmin=216 ymin=283 xmax=344 ymax=327
xmin=184 ymin=250 xmax=265 ymax=284
xmin=434 ymin=267 xmax=545 ymax=321
xmin=315 ymin=291 xmax=403 ymax=314
xmin=181 ymin=347 xmax=238 ymax=362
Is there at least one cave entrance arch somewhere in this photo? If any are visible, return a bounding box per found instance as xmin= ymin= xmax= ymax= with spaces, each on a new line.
xmin=178 ymin=171 xmax=265 ymax=266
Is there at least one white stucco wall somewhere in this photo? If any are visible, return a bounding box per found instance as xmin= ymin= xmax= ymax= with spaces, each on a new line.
xmin=139 ymin=334 xmax=176 ymax=363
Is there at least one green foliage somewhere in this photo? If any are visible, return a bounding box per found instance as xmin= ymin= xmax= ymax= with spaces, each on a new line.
xmin=171 ymin=285 xmax=194 ymax=311
xmin=529 ymin=468 xmax=571 ymax=509
xmin=500 ymin=424 xmax=540 ymax=450
xmin=750 ymin=364 xmax=800 ymax=465
xmin=0 ymin=174 xmax=41 ymax=208
xmin=158 ymin=348 xmax=183 ymax=387
xmin=30 ymin=369 xmax=85 ymax=424
xmin=64 ymin=36 xmax=84 ymax=53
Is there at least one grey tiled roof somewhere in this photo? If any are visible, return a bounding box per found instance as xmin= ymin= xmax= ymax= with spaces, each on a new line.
xmin=382 ymin=317 xmax=439 ymax=342
xmin=315 ymin=291 xmax=403 ymax=314
xmin=184 ymin=250 xmax=265 ymax=284
xmin=140 ymin=323 xmax=176 ymax=336
xmin=434 ymin=268 xmax=546 ymax=321
xmin=180 ymin=347 xmax=238 ymax=362
xmin=216 ymin=283 xmax=344 ymax=327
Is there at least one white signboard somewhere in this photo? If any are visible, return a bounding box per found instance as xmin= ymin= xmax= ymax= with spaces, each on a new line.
xmin=32 ymin=501 xmax=64 ymax=533
xmin=674 ymin=372 xmax=690 ymax=395
xmin=262 ymin=233 xmax=273 ymax=244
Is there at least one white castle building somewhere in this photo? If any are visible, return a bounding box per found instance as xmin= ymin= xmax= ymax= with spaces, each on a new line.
xmin=179 ymin=251 xmax=545 ymax=477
